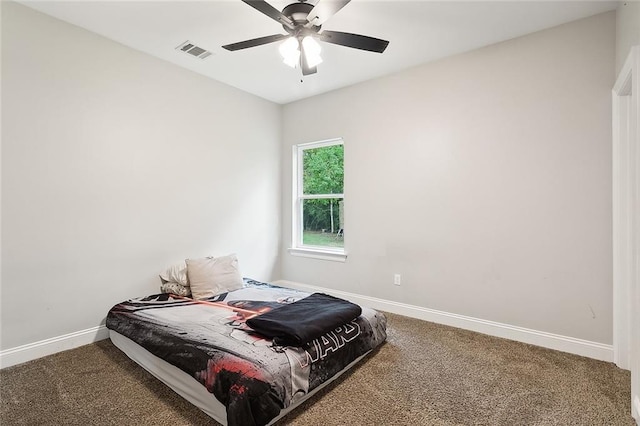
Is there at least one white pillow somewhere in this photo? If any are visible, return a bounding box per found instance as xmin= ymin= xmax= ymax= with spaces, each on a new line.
xmin=186 ymin=254 xmax=243 ymax=300
xmin=159 ymin=262 xmax=189 ymax=286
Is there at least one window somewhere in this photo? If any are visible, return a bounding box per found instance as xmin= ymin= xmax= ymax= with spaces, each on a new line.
xmin=290 ymin=139 xmax=346 ymax=261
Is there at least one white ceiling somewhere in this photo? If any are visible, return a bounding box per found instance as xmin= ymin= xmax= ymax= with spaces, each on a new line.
xmin=20 ymin=1 xmax=617 ymax=104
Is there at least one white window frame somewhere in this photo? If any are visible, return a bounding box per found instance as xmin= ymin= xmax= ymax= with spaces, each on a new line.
xmin=288 ymin=138 xmax=347 ymax=262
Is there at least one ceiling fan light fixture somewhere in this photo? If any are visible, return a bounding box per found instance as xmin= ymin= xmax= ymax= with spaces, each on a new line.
xmin=223 ymin=0 xmax=389 ymax=76
xmin=302 ymin=36 xmax=323 ymax=68
xmin=279 ymin=37 xmax=300 ymax=68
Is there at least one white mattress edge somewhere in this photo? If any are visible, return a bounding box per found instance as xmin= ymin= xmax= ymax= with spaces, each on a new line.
xmin=109 ymin=330 xmax=373 ymax=425
xmin=110 ymin=330 xmax=228 ymax=424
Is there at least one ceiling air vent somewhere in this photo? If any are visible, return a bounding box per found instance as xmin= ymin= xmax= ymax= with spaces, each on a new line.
xmin=175 ymin=41 xmax=213 ymax=60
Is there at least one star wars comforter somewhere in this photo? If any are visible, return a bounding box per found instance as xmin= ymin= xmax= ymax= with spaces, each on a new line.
xmin=106 ymin=279 xmax=387 ymax=426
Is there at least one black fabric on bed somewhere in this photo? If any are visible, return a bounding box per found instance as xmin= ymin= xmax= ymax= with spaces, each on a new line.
xmin=246 ymin=293 xmax=362 ymax=347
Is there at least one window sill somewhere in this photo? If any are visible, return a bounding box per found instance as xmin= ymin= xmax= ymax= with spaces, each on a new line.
xmin=287 ymin=247 xmax=347 ymax=262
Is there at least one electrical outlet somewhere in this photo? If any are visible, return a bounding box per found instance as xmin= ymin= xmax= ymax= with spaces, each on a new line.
xmin=393 ymin=274 xmax=401 ymax=286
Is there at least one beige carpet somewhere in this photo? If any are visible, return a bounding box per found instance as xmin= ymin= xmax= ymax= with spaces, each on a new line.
xmin=1 ymin=312 xmax=634 ymax=425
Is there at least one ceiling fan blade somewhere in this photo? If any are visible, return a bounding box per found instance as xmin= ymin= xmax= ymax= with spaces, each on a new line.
xmin=318 ymin=30 xmax=389 ymax=53
xmin=306 ymin=0 xmax=351 ymax=26
xmin=300 ymin=40 xmax=318 ymax=76
xmin=241 ymin=0 xmax=294 ymax=29
xmin=222 ymin=34 xmax=288 ymax=51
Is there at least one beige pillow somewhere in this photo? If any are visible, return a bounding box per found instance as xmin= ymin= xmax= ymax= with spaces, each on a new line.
xmin=186 ymin=254 xmax=243 ymax=300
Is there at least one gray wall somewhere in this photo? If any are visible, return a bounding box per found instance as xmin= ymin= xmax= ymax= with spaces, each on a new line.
xmin=281 ymin=12 xmax=616 ymax=344
xmin=1 ymin=2 xmax=282 ymax=350
xmin=0 ymin=3 xmax=619 ymax=353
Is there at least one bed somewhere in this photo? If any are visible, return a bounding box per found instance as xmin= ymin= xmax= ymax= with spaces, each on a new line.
xmin=106 ymin=279 xmax=387 ymax=426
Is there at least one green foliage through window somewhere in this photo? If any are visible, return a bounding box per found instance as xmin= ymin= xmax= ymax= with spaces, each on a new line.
xmin=303 ymin=144 xmax=343 ymax=194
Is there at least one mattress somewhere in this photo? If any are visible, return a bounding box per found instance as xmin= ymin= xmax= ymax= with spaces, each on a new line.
xmin=106 ymin=279 xmax=387 ymax=426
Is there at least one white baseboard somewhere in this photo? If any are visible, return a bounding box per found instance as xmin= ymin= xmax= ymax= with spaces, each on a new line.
xmin=0 ymin=325 xmax=109 ymax=369
xmin=274 ymin=280 xmax=614 ymax=363
xmin=633 ymin=396 xmax=639 ymax=424
xmin=0 ymin=281 xmax=615 ymax=369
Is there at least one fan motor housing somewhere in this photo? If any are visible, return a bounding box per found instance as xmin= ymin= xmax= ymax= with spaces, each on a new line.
xmin=282 ymin=2 xmax=321 ymax=34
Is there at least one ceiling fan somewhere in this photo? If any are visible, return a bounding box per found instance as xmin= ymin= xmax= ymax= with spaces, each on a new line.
xmin=222 ymin=0 xmax=389 ymax=76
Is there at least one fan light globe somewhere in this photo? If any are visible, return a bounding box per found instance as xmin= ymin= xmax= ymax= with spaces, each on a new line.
xmin=279 ymin=37 xmax=300 ymax=68
xmin=302 ymin=36 xmax=323 ymax=67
